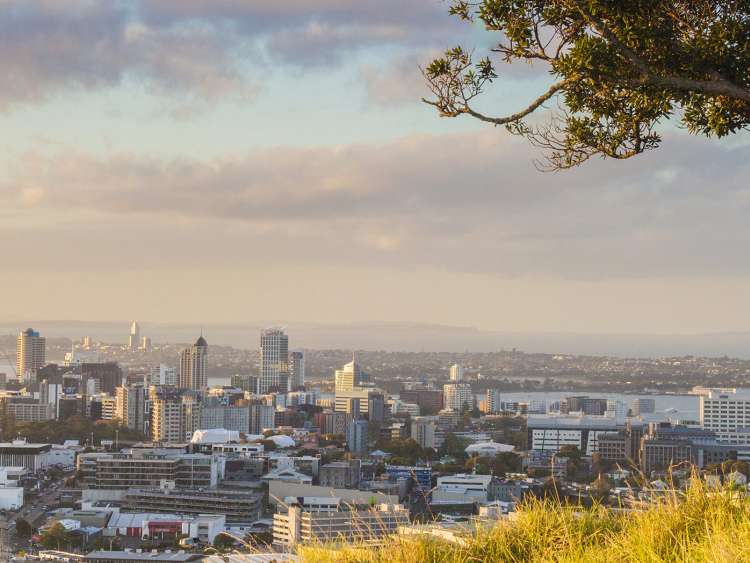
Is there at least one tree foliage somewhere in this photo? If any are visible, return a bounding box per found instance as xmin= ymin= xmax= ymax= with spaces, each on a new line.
xmin=424 ymin=1 xmax=750 ymax=169
xmin=15 ymin=416 xmax=145 ymax=446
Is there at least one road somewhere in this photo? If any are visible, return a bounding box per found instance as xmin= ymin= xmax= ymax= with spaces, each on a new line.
xmin=1 ymin=474 xmax=68 ymax=555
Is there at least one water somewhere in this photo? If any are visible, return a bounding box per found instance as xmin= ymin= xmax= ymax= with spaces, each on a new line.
xmin=482 ymin=391 xmax=700 ymax=421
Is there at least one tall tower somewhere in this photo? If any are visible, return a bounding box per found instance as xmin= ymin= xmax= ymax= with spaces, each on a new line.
xmin=129 ymin=321 xmax=140 ymax=351
xmin=449 ymin=363 xmax=464 ymax=382
xmin=259 ymin=328 xmax=289 ymax=393
xmin=17 ymin=328 xmax=46 ymax=380
xmin=289 ymin=351 xmax=305 ymax=391
xmin=178 ymin=336 xmax=208 ymax=390
xmin=335 ymin=358 xmax=361 ymax=392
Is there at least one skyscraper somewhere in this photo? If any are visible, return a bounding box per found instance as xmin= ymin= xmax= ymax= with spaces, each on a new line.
xmin=128 ymin=321 xmax=140 ymax=351
xmin=17 ymin=328 xmax=45 ymax=380
xmin=179 ymin=336 xmax=208 ymax=390
xmin=334 ymin=359 xmax=361 ymax=392
xmin=259 ymin=328 xmax=289 ymax=393
xmin=289 ymin=351 xmax=305 ymax=390
xmin=449 ymin=363 xmax=464 ymax=382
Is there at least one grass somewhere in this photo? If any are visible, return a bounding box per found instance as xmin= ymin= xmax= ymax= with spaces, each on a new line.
xmin=299 ymin=480 xmax=750 ymax=562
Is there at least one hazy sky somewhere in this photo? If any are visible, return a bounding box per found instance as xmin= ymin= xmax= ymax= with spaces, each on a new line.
xmin=2 ymin=0 xmax=750 ymax=335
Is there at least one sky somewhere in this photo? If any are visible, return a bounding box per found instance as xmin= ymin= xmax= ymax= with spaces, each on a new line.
xmin=1 ymin=0 xmax=750 ymax=337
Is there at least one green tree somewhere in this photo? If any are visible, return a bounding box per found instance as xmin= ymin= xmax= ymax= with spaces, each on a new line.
xmin=439 ymin=432 xmax=471 ymax=459
xmin=15 ymin=517 xmax=32 ymax=538
xmin=39 ymin=522 xmax=71 ymax=550
xmin=424 ymin=1 xmax=750 ymax=169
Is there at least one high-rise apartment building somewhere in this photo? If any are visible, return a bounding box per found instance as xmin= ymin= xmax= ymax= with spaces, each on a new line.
xmin=485 ymin=389 xmax=502 ymax=414
xmin=289 ymin=351 xmax=305 ymax=390
xmin=443 ymin=383 xmax=474 ymax=412
xmin=115 ymin=385 xmax=147 ymax=432
xmin=449 ymin=363 xmax=464 ymax=382
xmin=17 ymin=328 xmax=46 ymax=380
xmin=150 ymin=387 xmax=202 ymax=443
xmin=179 ymin=336 xmax=208 ymax=390
xmin=259 ymin=328 xmax=289 ymax=393
xmin=149 ymin=364 xmax=177 ymax=386
xmin=410 ymin=416 xmax=437 ymax=449
xmin=128 ymin=321 xmax=140 ymax=351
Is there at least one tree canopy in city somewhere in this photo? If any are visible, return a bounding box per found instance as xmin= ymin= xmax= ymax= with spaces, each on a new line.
xmin=424 ymin=1 xmax=750 ymax=169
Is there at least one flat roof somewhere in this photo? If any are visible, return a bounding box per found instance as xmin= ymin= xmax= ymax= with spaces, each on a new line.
xmin=85 ymin=551 xmax=202 ymax=561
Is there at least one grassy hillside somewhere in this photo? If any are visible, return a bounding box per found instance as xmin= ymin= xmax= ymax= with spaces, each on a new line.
xmin=300 ymin=481 xmax=750 ymax=562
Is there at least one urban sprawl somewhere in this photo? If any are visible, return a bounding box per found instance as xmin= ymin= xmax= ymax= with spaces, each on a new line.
xmin=1 ymin=324 xmax=750 ymax=562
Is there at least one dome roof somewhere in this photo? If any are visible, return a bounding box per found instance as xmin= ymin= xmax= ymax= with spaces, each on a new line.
xmin=195 ymin=335 xmax=207 ymax=347
xmin=465 ymin=441 xmax=515 ymax=456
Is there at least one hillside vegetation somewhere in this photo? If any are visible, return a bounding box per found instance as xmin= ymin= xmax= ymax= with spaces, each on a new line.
xmin=300 ymin=481 xmax=750 ymax=562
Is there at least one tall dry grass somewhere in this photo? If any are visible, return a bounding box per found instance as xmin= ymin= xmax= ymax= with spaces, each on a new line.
xmin=299 ymin=479 xmax=750 ymax=562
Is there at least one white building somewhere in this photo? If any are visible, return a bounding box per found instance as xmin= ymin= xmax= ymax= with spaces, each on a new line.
xmin=527 ymin=415 xmax=621 ymax=455
xmin=0 ymin=468 xmax=24 ymax=510
xmin=486 ymin=389 xmax=502 ymax=414
xmin=443 ymin=383 xmax=474 ymax=412
xmin=700 ymin=388 xmax=750 ymax=444
xmin=432 ymin=474 xmax=494 ymax=503
xmin=149 ymin=364 xmax=177 ymax=386
xmin=410 ymin=417 xmax=437 ymax=449
xmin=273 ymin=503 xmax=408 ymax=547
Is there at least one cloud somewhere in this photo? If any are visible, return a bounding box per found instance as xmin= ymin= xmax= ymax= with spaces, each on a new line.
xmin=2 ymin=131 xmax=749 ymax=279
xmin=0 ymin=1 xmax=256 ymax=108
xmin=0 ymin=0 xmax=466 ymax=108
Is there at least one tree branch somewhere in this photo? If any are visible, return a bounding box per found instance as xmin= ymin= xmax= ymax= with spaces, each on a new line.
xmin=422 ymin=76 xmax=576 ymax=125
xmin=575 ymin=3 xmax=750 ymax=102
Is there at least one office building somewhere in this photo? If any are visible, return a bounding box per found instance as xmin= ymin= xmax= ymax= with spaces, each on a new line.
xmin=449 ymin=363 xmax=464 ymax=382
xmin=16 ymin=328 xmax=45 ymax=380
xmin=700 ymin=388 xmax=750 ymax=444
xmin=319 ymin=459 xmax=361 ymax=488
xmin=443 ymin=383 xmax=474 ymax=412
xmin=385 ymin=465 xmax=432 ymax=490
xmin=317 ymin=411 xmax=352 ymax=436
xmin=81 ymin=362 xmax=123 ymax=395
xmin=140 ymin=336 xmax=152 ymax=352
xmin=149 ymin=364 xmax=177 ymax=387
xmin=400 ymin=389 xmax=442 ymax=415
xmin=0 ymin=397 xmax=54 ymax=423
xmin=260 ymin=328 xmax=290 ymax=393
xmin=335 ymin=359 xmax=361 ymax=392
xmin=77 ymin=451 xmax=215 ymax=489
xmin=178 ymin=336 xmax=208 ymax=390
xmin=201 ymin=400 xmax=250 ymax=433
xmin=230 ymin=373 xmax=258 ymax=393
xmin=128 ymin=321 xmax=140 ymax=351
xmin=411 ymin=416 xmax=437 ymax=449
xmin=150 ymin=387 xmax=202 ymax=443
xmin=527 ymin=415 xmax=622 ymax=455
xmin=115 ymin=385 xmax=147 ymax=432
xmin=289 ymin=351 xmax=305 ymax=390
xmin=0 ymin=440 xmax=53 ymax=471
xmin=486 ymin=389 xmax=502 ymax=414
xmin=631 ymin=398 xmax=656 ymax=416
xmin=125 ymin=485 xmax=262 ymax=525
xmin=250 ymin=403 xmax=275 ymax=434
xmin=432 ymin=473 xmax=496 ymax=503
xmin=273 ymin=502 xmax=408 ymax=547
xmin=346 ymin=419 xmax=368 ymax=454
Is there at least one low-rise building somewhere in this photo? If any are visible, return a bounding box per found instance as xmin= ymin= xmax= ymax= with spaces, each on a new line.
xmin=273 ymin=503 xmax=409 ymax=547
xmin=124 ymin=485 xmax=262 ymax=525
